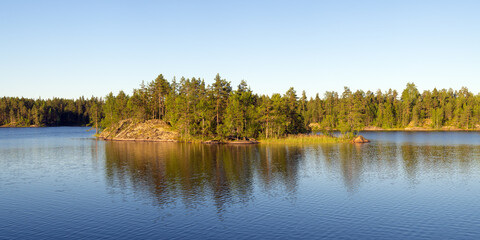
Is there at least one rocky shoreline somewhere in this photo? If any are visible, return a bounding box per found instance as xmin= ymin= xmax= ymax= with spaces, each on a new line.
xmin=98 ymin=119 xmax=259 ymax=144
xmin=98 ymin=119 xmax=179 ymax=141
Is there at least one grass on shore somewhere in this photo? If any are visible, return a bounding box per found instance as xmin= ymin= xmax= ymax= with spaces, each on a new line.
xmin=177 ymin=134 xmax=348 ymax=144
xmin=259 ymin=134 xmax=348 ymax=144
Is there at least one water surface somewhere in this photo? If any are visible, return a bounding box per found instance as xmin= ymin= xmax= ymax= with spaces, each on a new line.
xmin=1 ymin=128 xmax=480 ymax=239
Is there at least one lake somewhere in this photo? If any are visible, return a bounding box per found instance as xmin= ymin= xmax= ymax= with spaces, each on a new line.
xmin=1 ymin=128 xmax=480 ymax=239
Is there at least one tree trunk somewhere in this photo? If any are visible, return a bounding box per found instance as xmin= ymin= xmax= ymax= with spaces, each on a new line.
xmin=266 ymin=109 xmax=269 ymax=139
xmin=202 ymin=118 xmax=205 ymax=138
xmin=216 ymin=98 xmax=219 ymax=127
xmin=95 ymin=107 xmax=98 ymax=135
xmin=159 ymin=93 xmax=166 ymax=120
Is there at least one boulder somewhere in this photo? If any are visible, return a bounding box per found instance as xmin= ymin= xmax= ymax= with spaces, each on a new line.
xmin=351 ymin=135 xmax=370 ymax=144
xmin=203 ymin=140 xmax=222 ymax=144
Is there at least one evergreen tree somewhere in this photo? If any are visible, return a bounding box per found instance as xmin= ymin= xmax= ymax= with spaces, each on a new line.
xmin=211 ymin=73 xmax=232 ymax=135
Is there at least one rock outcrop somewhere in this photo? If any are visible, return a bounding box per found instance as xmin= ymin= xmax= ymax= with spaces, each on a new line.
xmin=203 ymin=138 xmax=259 ymax=144
xmin=351 ymin=135 xmax=370 ymax=144
xmin=98 ymin=119 xmax=179 ymax=142
xmin=226 ymin=139 xmax=259 ymax=144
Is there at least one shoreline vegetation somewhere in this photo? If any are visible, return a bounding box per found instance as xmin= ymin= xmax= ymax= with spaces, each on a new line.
xmin=4 ymin=74 xmax=480 ymax=143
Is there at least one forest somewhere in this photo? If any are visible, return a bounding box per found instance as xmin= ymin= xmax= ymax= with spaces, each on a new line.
xmin=0 ymin=97 xmax=101 ymax=127
xmin=2 ymin=74 xmax=480 ymax=139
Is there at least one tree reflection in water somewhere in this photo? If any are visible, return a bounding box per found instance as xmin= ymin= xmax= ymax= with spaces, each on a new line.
xmin=104 ymin=141 xmax=480 ymax=213
xmin=104 ymin=142 xmax=304 ymax=214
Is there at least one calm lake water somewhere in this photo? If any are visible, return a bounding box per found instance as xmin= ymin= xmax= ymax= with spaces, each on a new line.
xmin=2 ymin=128 xmax=480 ymax=239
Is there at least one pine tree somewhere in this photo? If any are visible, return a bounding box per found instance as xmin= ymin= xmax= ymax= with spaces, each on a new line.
xmin=211 ymin=74 xmax=232 ymax=136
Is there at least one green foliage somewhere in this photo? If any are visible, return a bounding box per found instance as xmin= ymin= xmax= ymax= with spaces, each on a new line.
xmin=5 ymin=78 xmax=480 ymax=137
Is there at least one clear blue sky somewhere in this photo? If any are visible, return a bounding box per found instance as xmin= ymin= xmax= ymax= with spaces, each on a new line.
xmin=1 ymin=0 xmax=479 ymax=99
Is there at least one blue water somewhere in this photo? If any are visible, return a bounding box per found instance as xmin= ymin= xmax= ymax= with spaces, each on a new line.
xmin=1 ymin=128 xmax=480 ymax=239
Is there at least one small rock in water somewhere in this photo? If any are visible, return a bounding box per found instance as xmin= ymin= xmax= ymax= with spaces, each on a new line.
xmin=351 ymin=135 xmax=370 ymax=143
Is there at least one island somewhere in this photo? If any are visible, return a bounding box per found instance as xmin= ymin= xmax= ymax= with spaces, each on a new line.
xmin=3 ymin=74 xmax=480 ymax=145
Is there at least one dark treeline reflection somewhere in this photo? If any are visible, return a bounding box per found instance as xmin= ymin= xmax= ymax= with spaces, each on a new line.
xmin=104 ymin=142 xmax=305 ymax=213
xmin=318 ymin=143 xmax=480 ymax=191
xmin=104 ymin=142 xmax=480 ymax=210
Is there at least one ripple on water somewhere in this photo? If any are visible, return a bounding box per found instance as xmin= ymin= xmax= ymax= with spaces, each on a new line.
xmin=2 ymin=129 xmax=480 ymax=239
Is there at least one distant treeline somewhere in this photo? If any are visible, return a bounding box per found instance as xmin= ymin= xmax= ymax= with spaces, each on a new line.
xmin=0 ymin=97 xmax=102 ymax=127
xmin=3 ymin=74 xmax=480 ymax=138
